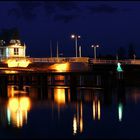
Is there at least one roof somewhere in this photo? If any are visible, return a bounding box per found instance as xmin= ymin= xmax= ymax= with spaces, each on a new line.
xmin=0 ymin=28 xmax=24 ymax=46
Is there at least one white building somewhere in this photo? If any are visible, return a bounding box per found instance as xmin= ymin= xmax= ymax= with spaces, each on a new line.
xmin=0 ymin=28 xmax=26 ymax=59
xmin=0 ymin=29 xmax=30 ymax=67
xmin=0 ymin=39 xmax=26 ymax=58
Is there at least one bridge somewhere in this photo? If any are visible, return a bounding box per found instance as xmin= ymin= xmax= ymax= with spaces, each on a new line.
xmin=1 ymin=57 xmax=140 ymax=69
xmin=27 ymin=57 xmax=140 ymax=65
xmin=88 ymin=59 xmax=140 ymax=65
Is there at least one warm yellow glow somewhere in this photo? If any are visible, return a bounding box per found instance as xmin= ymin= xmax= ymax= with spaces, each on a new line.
xmin=55 ymin=63 xmax=69 ymax=72
xmin=8 ymin=97 xmax=31 ymax=111
xmin=20 ymin=97 xmax=31 ymax=111
xmin=73 ymin=115 xmax=77 ymax=135
xmin=80 ymin=102 xmax=83 ymax=133
xmin=54 ymin=88 xmax=65 ymax=104
xmin=50 ymin=63 xmax=69 ymax=72
xmin=8 ymin=98 xmax=19 ymax=111
xmin=98 ymin=100 xmax=101 ymax=120
xmin=7 ymin=59 xmax=18 ymax=67
xmin=93 ymin=99 xmax=101 ymax=120
xmin=18 ymin=59 xmax=30 ymax=67
xmin=93 ymin=101 xmax=96 ymax=120
xmin=16 ymin=110 xmax=23 ymax=128
xmin=8 ymin=86 xmax=29 ymax=97
xmin=4 ymin=70 xmax=18 ymax=74
xmin=7 ymin=97 xmax=31 ymax=128
xmin=8 ymin=86 xmax=15 ymax=98
xmin=80 ymin=118 xmax=83 ymax=133
xmin=6 ymin=58 xmax=31 ymax=68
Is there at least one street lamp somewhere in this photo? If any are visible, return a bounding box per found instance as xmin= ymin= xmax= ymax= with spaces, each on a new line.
xmin=91 ymin=44 xmax=99 ymax=60
xmin=71 ymin=34 xmax=81 ymax=57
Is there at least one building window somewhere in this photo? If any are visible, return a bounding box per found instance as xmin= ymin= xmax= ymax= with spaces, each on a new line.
xmin=14 ymin=48 xmax=19 ymax=55
xmin=0 ymin=49 xmax=3 ymax=55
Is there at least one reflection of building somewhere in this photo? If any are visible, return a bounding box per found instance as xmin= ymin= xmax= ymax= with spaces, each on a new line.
xmin=7 ymin=97 xmax=31 ymax=128
xmin=54 ymin=88 xmax=66 ymax=105
xmin=8 ymin=85 xmax=30 ymax=97
xmin=48 ymin=87 xmax=71 ymax=105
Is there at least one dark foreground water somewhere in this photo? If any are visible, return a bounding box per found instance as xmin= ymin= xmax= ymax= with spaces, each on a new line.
xmin=0 ymin=71 xmax=140 ymax=139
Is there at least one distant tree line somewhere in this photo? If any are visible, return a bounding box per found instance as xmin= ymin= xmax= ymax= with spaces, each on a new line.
xmin=117 ymin=43 xmax=136 ymax=60
xmin=97 ymin=43 xmax=136 ymax=60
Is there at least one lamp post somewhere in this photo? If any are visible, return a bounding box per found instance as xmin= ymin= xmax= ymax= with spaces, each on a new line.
xmin=71 ymin=34 xmax=81 ymax=57
xmin=133 ymin=54 xmax=136 ymax=61
xmin=79 ymin=46 xmax=82 ymax=57
xmin=91 ymin=44 xmax=99 ymax=60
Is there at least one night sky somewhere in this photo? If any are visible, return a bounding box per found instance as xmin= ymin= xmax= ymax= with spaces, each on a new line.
xmin=1 ymin=1 xmax=140 ymax=58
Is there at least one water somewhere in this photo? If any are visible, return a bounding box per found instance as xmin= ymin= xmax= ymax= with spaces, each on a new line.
xmin=0 ymin=71 xmax=140 ymax=139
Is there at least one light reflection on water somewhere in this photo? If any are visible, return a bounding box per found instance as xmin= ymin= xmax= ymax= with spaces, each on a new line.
xmin=7 ymin=97 xmax=31 ymax=128
xmin=0 ymin=74 xmax=140 ymax=138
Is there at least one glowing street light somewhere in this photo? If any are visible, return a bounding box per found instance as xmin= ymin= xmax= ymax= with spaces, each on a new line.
xmin=91 ymin=44 xmax=99 ymax=60
xmin=71 ymin=34 xmax=81 ymax=57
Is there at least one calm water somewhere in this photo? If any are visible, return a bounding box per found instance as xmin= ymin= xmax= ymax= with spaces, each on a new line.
xmin=0 ymin=71 xmax=140 ymax=139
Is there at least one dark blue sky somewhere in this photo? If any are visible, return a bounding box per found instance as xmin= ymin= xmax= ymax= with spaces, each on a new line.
xmin=0 ymin=1 xmax=140 ymax=58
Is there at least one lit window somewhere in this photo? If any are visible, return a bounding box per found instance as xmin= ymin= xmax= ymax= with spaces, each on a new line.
xmin=14 ymin=48 xmax=19 ymax=55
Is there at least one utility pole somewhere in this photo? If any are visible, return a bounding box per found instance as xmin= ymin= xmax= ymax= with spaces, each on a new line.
xmin=50 ymin=40 xmax=52 ymax=58
xmin=56 ymin=41 xmax=59 ymax=58
xmin=79 ymin=46 xmax=82 ymax=57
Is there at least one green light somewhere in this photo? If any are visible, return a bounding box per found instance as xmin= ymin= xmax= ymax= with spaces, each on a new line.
xmin=118 ymin=103 xmax=123 ymax=122
xmin=117 ymin=62 xmax=123 ymax=72
xmin=7 ymin=108 xmax=11 ymax=125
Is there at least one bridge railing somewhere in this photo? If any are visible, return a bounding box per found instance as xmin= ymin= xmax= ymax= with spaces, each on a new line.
xmin=1 ymin=57 xmax=140 ymax=65
xmin=28 ymin=57 xmax=89 ymax=63
xmin=130 ymin=60 xmax=140 ymax=64
xmin=89 ymin=59 xmax=132 ymax=64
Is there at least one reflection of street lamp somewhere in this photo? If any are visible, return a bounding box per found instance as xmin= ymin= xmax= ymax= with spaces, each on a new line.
xmin=91 ymin=44 xmax=99 ymax=60
xmin=71 ymin=34 xmax=81 ymax=57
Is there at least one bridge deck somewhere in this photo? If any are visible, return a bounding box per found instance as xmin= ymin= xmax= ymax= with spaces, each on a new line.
xmin=1 ymin=57 xmax=140 ymax=65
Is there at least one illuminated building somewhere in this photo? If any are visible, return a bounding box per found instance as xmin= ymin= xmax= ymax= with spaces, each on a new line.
xmin=0 ymin=28 xmax=30 ymax=67
xmin=0 ymin=28 xmax=26 ymax=58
